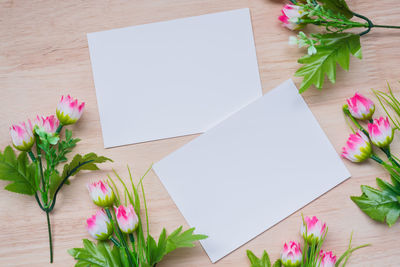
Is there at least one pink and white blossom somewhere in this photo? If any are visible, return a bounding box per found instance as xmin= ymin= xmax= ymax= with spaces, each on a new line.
xmin=317 ymin=250 xmax=336 ymax=267
xmin=87 ymin=180 xmax=115 ymax=207
xmin=346 ymin=93 xmax=375 ymax=120
xmin=278 ymin=4 xmax=304 ymax=30
xmin=281 ymin=241 xmax=302 ymax=267
xmin=368 ymin=117 xmax=394 ymax=148
xmin=86 ymin=209 xmax=113 ymax=240
xmin=342 ymin=131 xmax=371 ymax=162
xmin=34 ymin=115 xmax=60 ymax=134
xmin=301 ymin=216 xmax=326 ymax=244
xmin=56 ymin=95 xmax=85 ymax=125
xmin=114 ymin=204 xmax=139 ymax=234
xmin=10 ymin=120 xmax=34 ymax=151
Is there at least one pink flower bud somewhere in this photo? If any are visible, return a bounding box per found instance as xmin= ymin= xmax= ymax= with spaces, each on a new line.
xmin=86 ymin=209 xmax=113 ymax=240
xmin=278 ymin=4 xmax=304 ymax=30
xmin=34 ymin=115 xmax=60 ymax=134
xmin=341 ymin=131 xmax=371 ymax=162
xmin=281 ymin=241 xmax=302 ymax=267
xmin=368 ymin=117 xmax=394 ymax=148
xmin=10 ymin=120 xmax=34 ymax=151
xmin=317 ymin=250 xmax=336 ymax=267
xmin=346 ymin=93 xmax=375 ymax=120
xmin=300 ymin=216 xmax=326 ymax=244
xmin=87 ymin=181 xmax=115 ymax=207
xmin=114 ymin=204 xmax=139 ymax=234
xmin=56 ymin=95 xmax=85 ymax=125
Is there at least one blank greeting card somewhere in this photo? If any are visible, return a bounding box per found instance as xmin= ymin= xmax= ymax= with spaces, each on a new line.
xmin=153 ymin=79 xmax=350 ymax=263
xmin=87 ymin=8 xmax=262 ymax=148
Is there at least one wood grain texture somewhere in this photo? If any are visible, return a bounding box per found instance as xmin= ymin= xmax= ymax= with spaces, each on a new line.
xmin=1 ymin=0 xmax=400 ymax=266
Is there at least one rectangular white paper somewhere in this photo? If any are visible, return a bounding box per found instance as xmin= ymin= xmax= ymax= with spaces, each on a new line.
xmin=153 ymin=79 xmax=350 ymax=263
xmin=87 ymin=8 xmax=262 ymax=147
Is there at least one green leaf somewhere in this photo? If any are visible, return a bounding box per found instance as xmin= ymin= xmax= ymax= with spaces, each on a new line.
xmin=246 ymin=250 xmax=271 ymax=267
xmin=0 ymin=146 xmax=36 ymax=195
xmin=295 ymin=33 xmax=362 ymax=93
xmin=165 ymin=226 xmax=208 ymax=255
xmin=317 ymin=0 xmax=353 ymax=18
xmin=351 ymin=184 xmax=400 ymax=226
xmin=272 ymin=259 xmax=282 ymax=267
xmin=68 ymin=239 xmax=122 ymax=267
xmin=61 ymin=153 xmax=112 ymax=181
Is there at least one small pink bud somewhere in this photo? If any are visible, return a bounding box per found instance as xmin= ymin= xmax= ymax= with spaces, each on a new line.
xmin=34 ymin=115 xmax=60 ymax=134
xmin=317 ymin=250 xmax=336 ymax=267
xmin=10 ymin=120 xmax=34 ymax=151
xmin=56 ymin=95 xmax=85 ymax=125
xmin=341 ymin=131 xmax=371 ymax=162
xmin=346 ymin=93 xmax=375 ymax=120
xmin=87 ymin=180 xmax=115 ymax=207
xmin=281 ymin=241 xmax=302 ymax=267
xmin=278 ymin=4 xmax=304 ymax=30
xmin=300 ymin=216 xmax=326 ymax=244
xmin=114 ymin=204 xmax=139 ymax=234
xmin=86 ymin=209 xmax=113 ymax=240
xmin=368 ymin=117 xmax=394 ymax=148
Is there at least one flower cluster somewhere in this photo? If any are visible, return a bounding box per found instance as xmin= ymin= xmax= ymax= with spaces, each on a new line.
xmin=342 ymin=92 xmax=395 ymax=163
xmin=247 ymin=215 xmax=367 ymax=267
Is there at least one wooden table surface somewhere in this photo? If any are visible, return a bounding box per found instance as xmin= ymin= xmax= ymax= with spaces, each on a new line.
xmin=1 ymin=0 xmax=400 ymax=266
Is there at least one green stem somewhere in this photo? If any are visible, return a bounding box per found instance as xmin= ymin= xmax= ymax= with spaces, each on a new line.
xmin=372 ymin=24 xmax=400 ymax=29
xmin=28 ymin=150 xmax=36 ymax=162
xmin=342 ymin=107 xmax=369 ymax=136
xmin=46 ymin=210 xmax=53 ymax=263
xmin=55 ymin=125 xmax=63 ymax=135
xmin=35 ymin=136 xmax=48 ymax=207
xmin=110 ymin=236 xmax=121 ymax=247
xmin=370 ymin=154 xmax=383 ymax=164
xmin=382 ymin=147 xmax=400 ymax=169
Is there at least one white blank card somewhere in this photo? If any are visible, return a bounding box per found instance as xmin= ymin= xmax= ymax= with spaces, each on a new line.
xmin=153 ymin=80 xmax=350 ymax=263
xmin=87 ymin=8 xmax=262 ymax=147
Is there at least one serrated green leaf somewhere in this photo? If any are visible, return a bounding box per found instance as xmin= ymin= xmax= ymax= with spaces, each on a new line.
xmin=247 ymin=250 xmax=271 ymax=267
xmin=351 ymin=184 xmax=400 ymax=226
xmin=165 ymin=226 xmax=207 ymax=255
xmin=68 ymin=239 xmax=122 ymax=267
xmin=0 ymin=146 xmax=36 ymax=195
xmin=318 ymin=0 xmax=353 ymax=18
xmin=295 ymin=33 xmax=362 ymax=93
xmin=61 ymin=153 xmax=112 ymax=180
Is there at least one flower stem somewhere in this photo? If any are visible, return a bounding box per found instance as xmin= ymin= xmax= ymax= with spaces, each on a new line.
xmin=55 ymin=125 xmax=63 ymax=135
xmin=110 ymin=236 xmax=121 ymax=247
xmin=46 ymin=210 xmax=53 ymax=263
xmin=372 ymin=24 xmax=400 ymax=29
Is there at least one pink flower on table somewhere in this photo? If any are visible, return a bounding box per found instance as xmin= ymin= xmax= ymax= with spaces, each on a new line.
xmin=300 ymin=216 xmax=326 ymax=244
xmin=114 ymin=204 xmax=139 ymax=234
xmin=87 ymin=180 xmax=115 ymax=207
xmin=10 ymin=120 xmax=34 ymax=151
xmin=346 ymin=93 xmax=375 ymax=120
xmin=86 ymin=209 xmax=113 ymax=241
xmin=368 ymin=117 xmax=394 ymax=148
xmin=317 ymin=250 xmax=336 ymax=267
xmin=34 ymin=115 xmax=60 ymax=134
xmin=278 ymin=4 xmax=304 ymax=30
xmin=342 ymin=131 xmax=371 ymax=162
xmin=56 ymin=95 xmax=85 ymax=125
xmin=281 ymin=241 xmax=302 ymax=267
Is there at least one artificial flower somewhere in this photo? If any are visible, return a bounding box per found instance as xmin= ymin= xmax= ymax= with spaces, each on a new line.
xmin=10 ymin=120 xmax=34 ymax=151
xmin=368 ymin=117 xmax=394 ymax=148
xmin=300 ymin=216 xmax=326 ymax=244
xmin=317 ymin=250 xmax=336 ymax=267
xmin=281 ymin=241 xmax=302 ymax=267
xmin=342 ymin=131 xmax=372 ymax=162
xmin=278 ymin=4 xmax=305 ymax=30
xmin=114 ymin=204 xmax=139 ymax=234
xmin=34 ymin=115 xmax=60 ymax=134
xmin=87 ymin=180 xmax=115 ymax=207
xmin=56 ymin=95 xmax=85 ymax=125
xmin=86 ymin=209 xmax=113 ymax=241
xmin=346 ymin=93 xmax=375 ymax=120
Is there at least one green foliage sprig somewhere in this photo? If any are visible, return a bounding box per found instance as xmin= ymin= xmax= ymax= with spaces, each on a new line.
xmin=69 ymin=166 xmax=207 ymax=267
xmin=279 ymin=0 xmax=400 ymax=93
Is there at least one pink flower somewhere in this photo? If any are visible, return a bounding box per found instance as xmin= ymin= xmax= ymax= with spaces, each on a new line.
xmin=342 ymin=131 xmax=371 ymax=162
xmin=346 ymin=93 xmax=375 ymax=120
xmin=114 ymin=204 xmax=139 ymax=234
xmin=34 ymin=115 xmax=60 ymax=134
xmin=368 ymin=117 xmax=394 ymax=148
xmin=10 ymin=120 xmax=34 ymax=151
xmin=87 ymin=181 xmax=115 ymax=207
xmin=56 ymin=95 xmax=85 ymax=125
xmin=301 ymin=216 xmax=326 ymax=244
xmin=86 ymin=209 xmax=113 ymax=240
xmin=278 ymin=4 xmax=304 ymax=30
xmin=281 ymin=241 xmax=302 ymax=267
xmin=317 ymin=250 xmax=336 ymax=267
